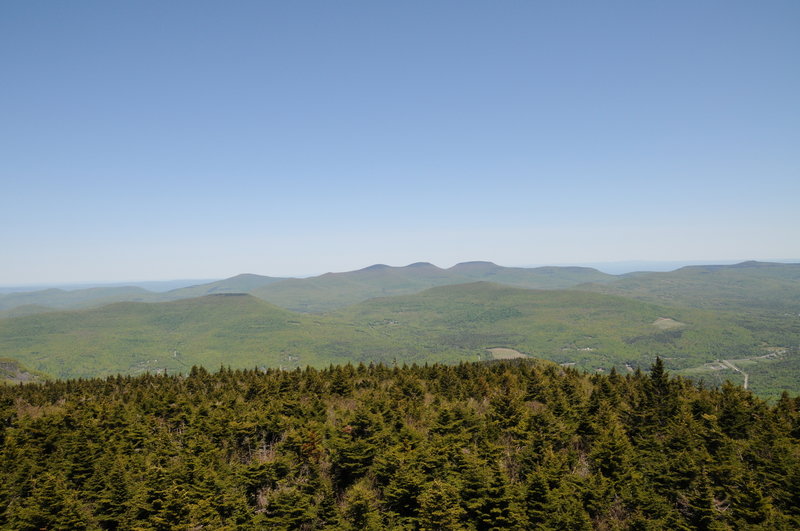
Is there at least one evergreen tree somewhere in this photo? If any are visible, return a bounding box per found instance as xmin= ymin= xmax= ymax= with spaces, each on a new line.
xmin=417 ymin=479 xmax=466 ymax=530
xmin=339 ymin=479 xmax=384 ymax=530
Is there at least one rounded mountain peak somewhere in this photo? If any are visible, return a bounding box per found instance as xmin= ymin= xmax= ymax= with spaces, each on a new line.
xmin=406 ymin=262 xmax=437 ymax=268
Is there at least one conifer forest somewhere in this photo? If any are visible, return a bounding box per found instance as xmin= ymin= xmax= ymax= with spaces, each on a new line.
xmin=2 ymin=359 xmax=798 ymax=529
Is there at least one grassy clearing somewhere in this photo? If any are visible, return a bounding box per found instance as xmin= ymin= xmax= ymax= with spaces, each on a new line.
xmin=652 ymin=317 xmax=685 ymax=330
xmin=487 ymin=347 xmax=528 ymax=360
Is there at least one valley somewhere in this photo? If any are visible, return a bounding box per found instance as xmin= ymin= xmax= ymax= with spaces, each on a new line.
xmin=1 ymin=261 xmax=798 ymax=400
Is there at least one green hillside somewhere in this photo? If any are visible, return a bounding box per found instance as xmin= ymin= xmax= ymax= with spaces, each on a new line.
xmin=578 ymin=261 xmax=800 ymax=312
xmin=0 ymin=286 xmax=153 ymax=312
xmin=160 ymin=273 xmax=285 ymax=300
xmin=448 ymin=261 xmax=615 ymax=288
xmin=2 ymin=282 xmax=796 ymax=398
xmin=0 ymin=304 xmax=55 ymax=320
xmin=331 ymin=282 xmax=794 ymax=378
xmin=0 ymin=274 xmax=286 ymax=314
xmin=251 ymin=262 xmax=615 ymax=313
xmin=0 ymin=294 xmax=320 ymax=380
xmin=0 ymin=293 xmax=475 ymax=381
xmin=0 ymin=263 xmax=611 ymax=315
xmin=249 ymin=263 xmax=460 ymax=313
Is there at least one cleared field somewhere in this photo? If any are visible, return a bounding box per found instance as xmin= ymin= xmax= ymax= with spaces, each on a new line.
xmin=487 ymin=347 xmax=528 ymax=360
xmin=652 ymin=317 xmax=685 ymax=330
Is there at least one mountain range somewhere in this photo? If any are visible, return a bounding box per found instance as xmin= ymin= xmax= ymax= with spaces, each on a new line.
xmin=4 ymin=260 xmax=800 ymax=316
xmin=0 ymin=261 xmax=618 ymax=315
xmin=1 ymin=260 xmax=799 ymax=399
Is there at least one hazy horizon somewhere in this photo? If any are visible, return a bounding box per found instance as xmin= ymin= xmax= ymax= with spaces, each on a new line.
xmin=3 ymin=1 xmax=798 ymax=285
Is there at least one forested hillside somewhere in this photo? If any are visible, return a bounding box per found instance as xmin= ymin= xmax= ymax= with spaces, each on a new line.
xmin=579 ymin=261 xmax=800 ymax=312
xmin=0 ymin=262 xmax=614 ymax=315
xmin=2 ymin=360 xmax=798 ymax=529
xmin=2 ymin=262 xmax=799 ymax=399
xmin=250 ymin=262 xmax=614 ymax=313
xmin=2 ymin=281 xmax=799 ymax=399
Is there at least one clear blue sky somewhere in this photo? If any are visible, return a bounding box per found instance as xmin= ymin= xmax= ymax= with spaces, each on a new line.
xmin=2 ymin=1 xmax=798 ymax=284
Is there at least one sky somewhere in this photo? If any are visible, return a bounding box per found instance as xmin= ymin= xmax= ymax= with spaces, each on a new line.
xmin=2 ymin=1 xmax=799 ymax=284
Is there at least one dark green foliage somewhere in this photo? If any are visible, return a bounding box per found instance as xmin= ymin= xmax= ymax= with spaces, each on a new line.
xmin=0 ymin=361 xmax=798 ymax=529
xmin=418 ymin=479 xmax=467 ymax=530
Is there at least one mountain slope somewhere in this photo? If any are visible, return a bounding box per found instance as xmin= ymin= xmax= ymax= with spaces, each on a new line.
xmin=0 ymin=304 xmax=56 ymax=320
xmin=448 ymin=261 xmax=614 ymax=288
xmin=0 ymin=294 xmax=300 ymax=379
xmin=577 ymin=261 xmax=800 ymax=311
xmin=0 ymin=274 xmax=286 ymax=314
xmin=251 ymin=262 xmax=615 ymax=312
xmin=0 ymin=292 xmax=478 ymax=380
xmin=332 ymin=282 xmax=779 ymax=373
xmin=0 ymin=264 xmax=612 ymax=315
xmin=0 ymin=286 xmax=154 ymax=311
xmin=3 ymin=261 xmax=795 ymax=317
xmin=159 ymin=273 xmax=285 ymax=300
xmin=249 ymin=262 xmax=461 ymax=312
xmin=4 ymin=282 xmax=796 ymax=397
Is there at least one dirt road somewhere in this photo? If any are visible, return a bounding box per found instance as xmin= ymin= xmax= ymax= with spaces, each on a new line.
xmin=720 ymin=359 xmax=749 ymax=390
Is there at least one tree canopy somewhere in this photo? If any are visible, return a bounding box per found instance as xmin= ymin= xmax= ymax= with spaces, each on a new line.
xmin=1 ymin=359 xmax=798 ymax=529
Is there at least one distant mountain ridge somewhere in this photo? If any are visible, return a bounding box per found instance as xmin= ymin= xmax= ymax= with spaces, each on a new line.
xmin=581 ymin=260 xmax=800 ymax=311
xmin=0 ymin=262 xmax=615 ymax=315
xmin=0 ymin=274 xmax=285 ymax=315
xmin=0 ymin=278 xmax=218 ymax=294
xmin=247 ymin=261 xmax=616 ymax=312
xmin=163 ymin=273 xmax=284 ymax=299
xmin=1 ymin=260 xmax=798 ymax=316
xmin=0 ymin=286 xmax=153 ymax=313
